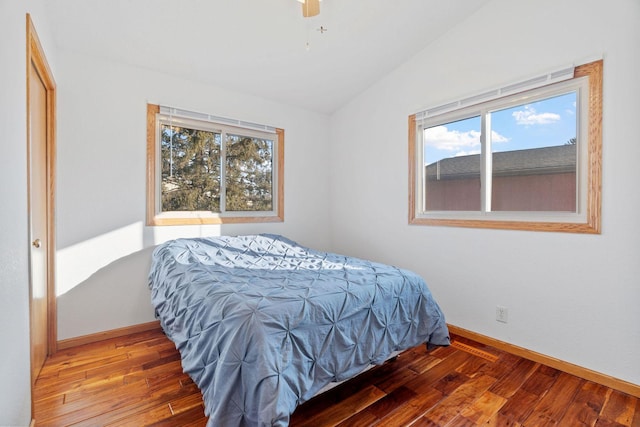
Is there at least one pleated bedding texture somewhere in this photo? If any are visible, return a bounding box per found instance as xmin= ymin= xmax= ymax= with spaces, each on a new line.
xmin=149 ymin=234 xmax=450 ymax=426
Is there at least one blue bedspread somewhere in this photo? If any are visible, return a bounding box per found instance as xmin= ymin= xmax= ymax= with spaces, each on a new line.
xmin=149 ymin=234 xmax=449 ymax=426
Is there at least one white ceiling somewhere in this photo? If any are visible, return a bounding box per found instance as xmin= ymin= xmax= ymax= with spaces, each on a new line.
xmin=46 ymin=0 xmax=490 ymax=114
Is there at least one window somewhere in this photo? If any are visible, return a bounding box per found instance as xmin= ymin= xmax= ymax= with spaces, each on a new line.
xmin=147 ymin=104 xmax=284 ymax=225
xmin=409 ymin=60 xmax=602 ymax=233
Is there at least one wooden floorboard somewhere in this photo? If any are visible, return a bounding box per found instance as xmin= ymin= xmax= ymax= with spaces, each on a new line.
xmin=33 ymin=329 xmax=640 ymax=426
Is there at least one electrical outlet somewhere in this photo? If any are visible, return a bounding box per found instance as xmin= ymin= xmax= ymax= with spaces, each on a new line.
xmin=496 ymin=306 xmax=508 ymax=323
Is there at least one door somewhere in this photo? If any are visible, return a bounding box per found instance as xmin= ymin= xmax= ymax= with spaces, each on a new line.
xmin=29 ymin=60 xmax=48 ymax=383
xmin=27 ymin=14 xmax=56 ymax=387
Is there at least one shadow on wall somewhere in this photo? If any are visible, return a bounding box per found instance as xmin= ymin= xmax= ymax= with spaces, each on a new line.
xmin=56 ymin=245 xmax=158 ymax=341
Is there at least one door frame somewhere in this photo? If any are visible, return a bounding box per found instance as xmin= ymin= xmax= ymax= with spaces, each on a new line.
xmin=26 ymin=14 xmax=57 ymax=361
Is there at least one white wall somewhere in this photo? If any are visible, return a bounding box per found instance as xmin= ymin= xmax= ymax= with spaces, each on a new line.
xmin=329 ymin=0 xmax=640 ymax=386
xmin=55 ymin=50 xmax=332 ymax=340
xmin=0 ymin=1 xmax=56 ymax=425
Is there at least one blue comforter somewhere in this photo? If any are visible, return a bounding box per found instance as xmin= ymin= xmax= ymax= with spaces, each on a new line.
xmin=149 ymin=234 xmax=449 ymax=426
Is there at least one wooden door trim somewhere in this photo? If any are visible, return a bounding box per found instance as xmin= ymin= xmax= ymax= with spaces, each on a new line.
xmin=26 ymin=14 xmax=57 ymax=356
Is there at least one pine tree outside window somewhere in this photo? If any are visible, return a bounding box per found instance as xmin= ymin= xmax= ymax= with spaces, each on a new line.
xmin=147 ymin=104 xmax=284 ymax=225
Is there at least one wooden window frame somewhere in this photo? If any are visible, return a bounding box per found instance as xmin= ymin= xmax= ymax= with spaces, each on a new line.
xmin=146 ymin=104 xmax=284 ymax=226
xmin=409 ymin=60 xmax=602 ymax=233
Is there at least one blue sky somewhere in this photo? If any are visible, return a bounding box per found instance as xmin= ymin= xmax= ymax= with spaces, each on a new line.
xmin=423 ymin=92 xmax=577 ymax=165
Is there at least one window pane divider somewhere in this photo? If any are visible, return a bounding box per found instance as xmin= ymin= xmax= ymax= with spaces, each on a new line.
xmin=219 ymin=131 xmax=228 ymax=213
xmin=481 ymin=111 xmax=492 ymax=212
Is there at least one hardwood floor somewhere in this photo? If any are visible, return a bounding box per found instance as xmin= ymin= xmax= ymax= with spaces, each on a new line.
xmin=33 ymin=329 xmax=640 ymax=426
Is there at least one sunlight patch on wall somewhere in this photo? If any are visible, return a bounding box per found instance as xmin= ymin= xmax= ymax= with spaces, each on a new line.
xmin=56 ymin=222 xmax=144 ymax=296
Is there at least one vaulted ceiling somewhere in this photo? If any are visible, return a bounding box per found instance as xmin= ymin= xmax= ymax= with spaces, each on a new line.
xmin=46 ymin=0 xmax=490 ymax=114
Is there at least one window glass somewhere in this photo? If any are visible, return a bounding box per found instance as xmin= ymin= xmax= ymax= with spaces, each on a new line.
xmin=225 ymin=134 xmax=274 ymax=212
xmin=161 ymin=124 xmax=221 ymax=212
xmin=423 ymin=116 xmax=481 ymax=211
xmin=489 ymin=92 xmax=577 ymax=212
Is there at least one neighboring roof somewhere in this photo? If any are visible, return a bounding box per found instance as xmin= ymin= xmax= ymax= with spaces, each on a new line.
xmin=426 ymin=144 xmax=576 ymax=180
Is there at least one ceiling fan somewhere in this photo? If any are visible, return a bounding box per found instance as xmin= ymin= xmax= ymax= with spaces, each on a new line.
xmin=297 ymin=0 xmax=320 ymax=17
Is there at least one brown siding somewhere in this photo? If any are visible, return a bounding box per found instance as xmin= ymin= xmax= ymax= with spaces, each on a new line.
xmin=426 ymin=172 xmax=576 ymax=212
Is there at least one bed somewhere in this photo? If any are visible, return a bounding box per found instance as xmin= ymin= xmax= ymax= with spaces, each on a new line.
xmin=148 ymin=234 xmax=449 ymax=426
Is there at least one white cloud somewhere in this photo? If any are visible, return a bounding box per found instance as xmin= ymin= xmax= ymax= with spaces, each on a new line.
xmin=512 ymin=105 xmax=560 ymax=125
xmin=424 ymin=126 xmax=480 ymax=151
xmin=491 ymin=130 xmax=509 ymax=143
xmin=424 ymin=126 xmax=509 ymax=155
